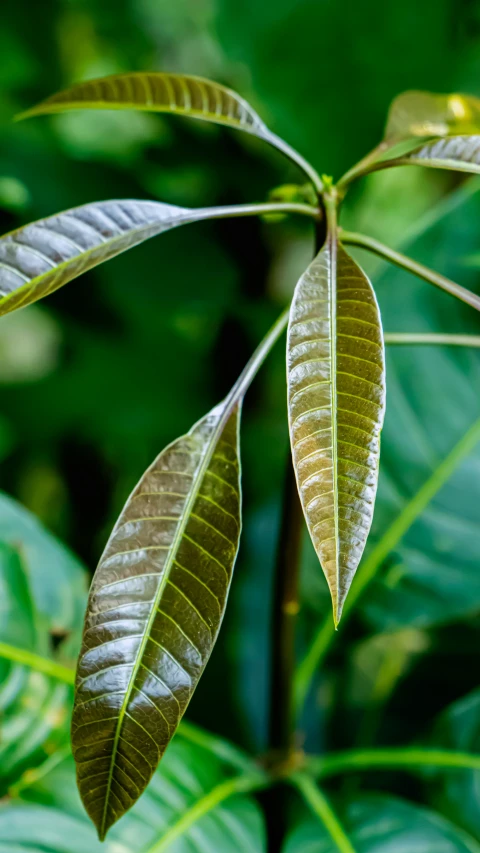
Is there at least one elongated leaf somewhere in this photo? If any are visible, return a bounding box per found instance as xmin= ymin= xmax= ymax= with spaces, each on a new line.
xmin=385 ymin=91 xmax=480 ymax=143
xmin=72 ymin=398 xmax=242 ymax=838
xmin=287 ymin=238 xmax=385 ymax=624
xmin=399 ymin=135 xmax=480 ymax=174
xmin=17 ymin=71 xmax=277 ymax=148
xmin=0 ymin=199 xmax=198 ymax=316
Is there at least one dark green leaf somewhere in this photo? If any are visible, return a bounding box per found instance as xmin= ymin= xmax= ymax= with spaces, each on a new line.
xmin=284 ymin=794 xmax=480 ymax=852
xmin=3 ymin=737 xmax=265 ymax=852
xmin=287 ymin=236 xmax=385 ymax=624
xmin=72 ymin=398 xmax=242 ymax=838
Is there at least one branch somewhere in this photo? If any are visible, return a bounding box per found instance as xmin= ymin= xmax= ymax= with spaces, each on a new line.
xmin=307 ymin=747 xmax=480 ymax=778
xmin=385 ymin=332 xmax=480 ymax=346
xmin=290 ymin=773 xmax=357 ymax=853
xmin=341 ymin=230 xmax=480 ymax=312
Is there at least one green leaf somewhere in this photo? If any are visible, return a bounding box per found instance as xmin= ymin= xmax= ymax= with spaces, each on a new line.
xmin=429 ymin=689 xmax=480 ymax=841
xmin=399 ymin=135 xmax=480 ymax=174
xmin=72 ymin=397 xmax=243 ymax=838
xmin=3 ymin=737 xmax=266 ymax=852
xmin=287 ymin=233 xmax=385 ymax=624
xmin=0 ymin=494 xmax=87 ymax=787
xmin=0 ymin=199 xmax=193 ymax=317
xmin=284 ymin=794 xmax=480 ymax=852
xmin=384 ymin=91 xmax=480 ymax=143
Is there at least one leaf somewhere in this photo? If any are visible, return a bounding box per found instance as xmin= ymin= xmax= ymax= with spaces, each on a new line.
xmin=287 ymin=235 xmax=386 ymax=624
xmin=72 ymin=397 xmax=243 ymax=838
xmin=3 ymin=737 xmax=266 ymax=852
xmin=0 ymin=199 xmax=197 ymax=317
xmin=384 ymin=91 xmax=480 ymax=143
xmin=399 ymin=135 xmax=480 ymax=174
xmin=17 ymin=71 xmax=276 ymax=147
xmin=0 ymin=494 xmax=87 ymax=787
xmin=428 ymin=689 xmax=480 ymax=842
xmin=284 ymin=793 xmax=480 ymax=852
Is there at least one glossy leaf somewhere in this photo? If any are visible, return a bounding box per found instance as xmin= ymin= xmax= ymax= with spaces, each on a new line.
xmin=0 ymin=199 xmax=197 ymax=317
xmin=18 ymin=71 xmax=275 ymax=145
xmin=284 ymin=794 xmax=480 ymax=852
xmin=385 ymin=91 xmax=480 ymax=143
xmin=287 ymin=237 xmax=385 ymax=624
xmin=401 ymin=135 xmax=480 ymax=174
xmin=72 ymin=398 xmax=242 ymax=838
xmin=3 ymin=737 xmax=265 ymax=852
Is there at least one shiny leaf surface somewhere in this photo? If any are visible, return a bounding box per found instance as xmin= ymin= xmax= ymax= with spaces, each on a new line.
xmin=72 ymin=399 xmax=242 ymax=838
xmin=18 ymin=71 xmax=274 ymax=145
xmin=3 ymin=737 xmax=265 ymax=852
xmin=400 ymin=135 xmax=480 ymax=174
xmin=287 ymin=238 xmax=385 ymax=624
xmin=284 ymin=794 xmax=480 ymax=852
xmin=385 ymin=91 xmax=480 ymax=142
xmin=0 ymin=199 xmax=195 ymax=316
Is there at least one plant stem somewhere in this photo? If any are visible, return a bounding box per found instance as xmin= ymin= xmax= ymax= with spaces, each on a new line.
xmin=341 ymin=230 xmax=480 ymax=312
xmin=197 ymin=200 xmax=321 ymax=222
xmin=291 ymin=773 xmax=357 ymax=853
xmin=384 ymin=332 xmax=480 ymax=346
xmin=0 ymin=641 xmax=75 ymax=684
xmin=307 ymin=747 xmax=480 ymax=778
xmin=269 ymin=460 xmax=304 ymax=754
xmin=146 ymin=771 xmax=269 ymax=853
xmin=336 ymin=142 xmax=391 ymax=190
xmin=265 ymin=132 xmax=325 ymax=195
xmin=294 ymin=415 xmax=480 ymax=712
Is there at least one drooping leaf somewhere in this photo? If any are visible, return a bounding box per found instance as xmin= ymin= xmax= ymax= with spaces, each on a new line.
xmin=3 ymin=737 xmax=266 ymax=852
xmin=384 ymin=91 xmax=480 ymax=143
xmin=72 ymin=398 xmax=243 ymax=838
xmin=0 ymin=199 xmax=205 ymax=317
xmin=16 ymin=71 xmax=280 ymax=152
xmin=284 ymin=793 xmax=480 ymax=852
xmin=287 ymin=235 xmax=386 ymax=624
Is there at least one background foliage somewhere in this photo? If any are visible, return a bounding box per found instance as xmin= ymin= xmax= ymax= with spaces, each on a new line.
xmin=1 ymin=0 xmax=480 ymax=849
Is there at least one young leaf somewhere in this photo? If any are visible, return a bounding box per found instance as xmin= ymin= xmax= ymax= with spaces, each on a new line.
xmin=16 ymin=72 xmax=323 ymax=191
xmin=287 ymin=236 xmax=385 ymax=625
xmin=72 ymin=398 xmax=242 ymax=839
xmin=384 ymin=90 xmax=480 ymax=143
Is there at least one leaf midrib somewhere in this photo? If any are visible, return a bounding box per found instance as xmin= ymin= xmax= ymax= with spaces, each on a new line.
xmin=326 ymin=205 xmax=340 ymax=622
xmin=98 ymin=399 xmax=239 ymax=837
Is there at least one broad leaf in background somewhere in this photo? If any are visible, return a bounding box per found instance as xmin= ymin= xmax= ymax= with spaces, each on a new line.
xmin=0 ymin=199 xmax=229 ymax=317
xmin=287 ymin=239 xmax=385 ymax=624
xmin=2 ymin=737 xmax=265 ymax=852
xmin=0 ymin=494 xmax=87 ymax=787
xmin=384 ymin=91 xmax=480 ymax=144
xmin=284 ymin=794 xmax=480 ymax=852
xmin=428 ymin=689 xmax=480 ymax=842
xmin=73 ymin=399 xmax=242 ymax=838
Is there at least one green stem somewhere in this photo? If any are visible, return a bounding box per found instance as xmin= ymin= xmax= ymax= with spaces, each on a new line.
xmin=291 ymin=773 xmax=357 ymax=853
xmin=230 ymin=307 xmax=290 ymax=404
xmin=199 ymin=200 xmax=321 ymax=222
xmin=0 ymin=641 xmax=75 ymax=684
xmin=341 ymin=230 xmax=480 ymax=312
xmin=384 ymin=332 xmax=480 ymax=346
xmin=145 ymin=772 xmax=268 ymax=853
xmin=294 ymin=415 xmax=480 ymax=712
xmin=307 ymin=747 xmax=480 ymax=778
xmin=266 ymin=132 xmax=325 ymax=195
xmin=178 ymin=721 xmax=256 ymax=773
xmin=336 ymin=142 xmax=391 ymax=190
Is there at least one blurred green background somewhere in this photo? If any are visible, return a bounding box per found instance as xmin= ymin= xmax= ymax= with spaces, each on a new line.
xmin=1 ymin=0 xmax=480 ymax=849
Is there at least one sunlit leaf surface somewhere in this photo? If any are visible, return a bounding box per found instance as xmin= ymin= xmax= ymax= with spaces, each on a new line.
xmin=287 ymin=237 xmax=385 ymax=624
xmin=72 ymin=399 xmax=242 ymax=838
xmin=385 ymin=91 xmax=480 ymax=142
